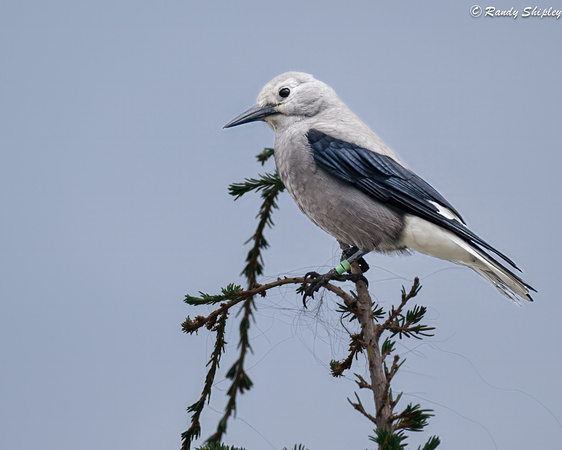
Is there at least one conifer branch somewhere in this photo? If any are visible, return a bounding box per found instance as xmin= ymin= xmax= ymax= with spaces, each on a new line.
xmin=181 ymin=313 xmax=228 ymax=450
xmin=183 ymin=147 xmax=440 ymax=449
xmin=256 ymin=147 xmax=274 ymax=165
xmin=338 ymin=269 xmax=439 ymax=449
xmin=208 ymin=151 xmax=283 ymax=444
xmin=330 ymin=332 xmax=364 ymax=377
xmin=183 ymin=276 xmax=353 ymax=335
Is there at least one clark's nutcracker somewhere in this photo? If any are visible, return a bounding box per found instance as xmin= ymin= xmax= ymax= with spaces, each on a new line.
xmin=224 ymin=72 xmax=535 ymax=303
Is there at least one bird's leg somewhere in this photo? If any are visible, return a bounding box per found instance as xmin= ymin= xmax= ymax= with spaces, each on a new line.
xmin=302 ymin=248 xmax=369 ymax=307
xmin=341 ymin=245 xmax=370 ymax=273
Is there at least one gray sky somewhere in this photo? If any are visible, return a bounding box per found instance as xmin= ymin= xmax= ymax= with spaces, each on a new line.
xmin=1 ymin=1 xmax=561 ymax=449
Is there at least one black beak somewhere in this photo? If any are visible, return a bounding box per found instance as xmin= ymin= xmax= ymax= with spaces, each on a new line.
xmin=223 ymin=104 xmax=277 ymax=128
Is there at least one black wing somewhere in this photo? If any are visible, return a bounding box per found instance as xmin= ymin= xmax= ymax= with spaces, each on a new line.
xmin=307 ymin=129 xmax=520 ymax=271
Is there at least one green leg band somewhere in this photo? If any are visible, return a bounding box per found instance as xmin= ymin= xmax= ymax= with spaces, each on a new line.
xmin=335 ymin=259 xmax=351 ymax=275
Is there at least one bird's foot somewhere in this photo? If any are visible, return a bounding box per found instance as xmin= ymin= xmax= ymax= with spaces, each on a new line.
xmin=302 ymin=270 xmax=336 ymax=307
xmin=301 ymin=269 xmax=369 ymax=308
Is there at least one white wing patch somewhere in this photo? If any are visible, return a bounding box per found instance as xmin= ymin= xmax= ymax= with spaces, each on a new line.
xmin=428 ymin=200 xmax=462 ymax=222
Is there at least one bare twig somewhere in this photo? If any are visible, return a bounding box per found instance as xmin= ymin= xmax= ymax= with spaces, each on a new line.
xmin=348 ymin=392 xmax=378 ymax=425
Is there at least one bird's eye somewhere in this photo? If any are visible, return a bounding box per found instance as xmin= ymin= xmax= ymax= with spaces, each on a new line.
xmin=279 ymin=88 xmax=290 ymax=98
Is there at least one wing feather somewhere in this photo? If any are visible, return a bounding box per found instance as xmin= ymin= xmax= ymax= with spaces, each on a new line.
xmin=307 ymin=129 xmax=520 ymax=271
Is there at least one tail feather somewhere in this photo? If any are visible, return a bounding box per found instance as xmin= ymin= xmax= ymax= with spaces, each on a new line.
xmin=453 ymin=236 xmax=535 ymax=303
xmin=401 ymin=216 xmax=535 ymax=303
xmin=469 ymin=258 xmax=534 ymax=303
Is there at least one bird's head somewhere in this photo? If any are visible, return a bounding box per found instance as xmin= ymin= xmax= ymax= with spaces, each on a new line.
xmin=224 ymin=72 xmax=337 ymax=131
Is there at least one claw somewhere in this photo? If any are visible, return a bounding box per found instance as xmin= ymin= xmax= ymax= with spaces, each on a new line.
xmin=301 ymin=267 xmax=369 ymax=308
xmin=302 ymin=271 xmax=334 ymax=307
xmin=348 ymin=273 xmax=369 ymax=286
xmin=304 ymin=271 xmax=321 ymax=281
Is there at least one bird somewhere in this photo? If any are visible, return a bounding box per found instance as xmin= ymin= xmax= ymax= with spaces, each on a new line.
xmin=224 ymin=72 xmax=535 ymax=304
